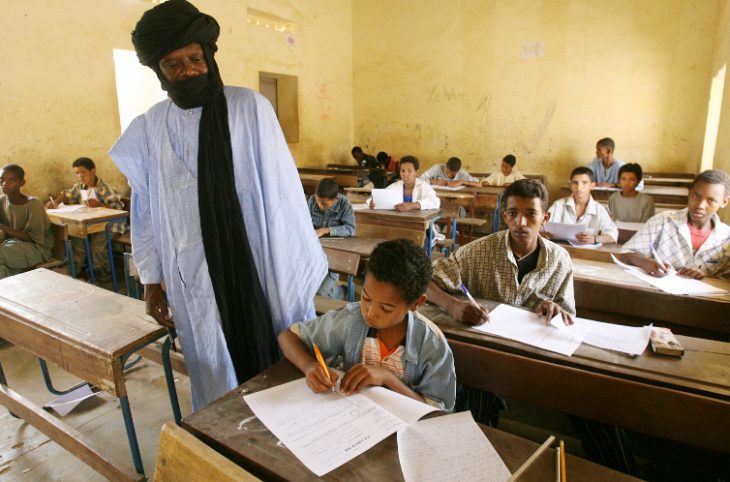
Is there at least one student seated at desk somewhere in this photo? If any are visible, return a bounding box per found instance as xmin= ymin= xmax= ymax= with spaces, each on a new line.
xmin=481 ymin=154 xmax=526 ymax=186
xmin=367 ymin=155 xmax=440 ymax=212
xmin=47 ymin=157 xmax=127 ymax=281
xmin=608 ymin=163 xmax=654 ymax=222
xmin=588 ymin=137 xmax=624 ymax=187
xmin=0 ymin=164 xmax=54 ymax=279
xmin=279 ymin=239 xmax=456 ymax=411
xmin=420 ymin=156 xmax=481 ymax=188
xmin=352 ymin=145 xmax=386 ymax=188
xmin=547 ymin=167 xmax=618 ymax=244
xmin=620 ymin=169 xmax=730 ymax=280
xmin=308 ymin=177 xmax=356 ymax=299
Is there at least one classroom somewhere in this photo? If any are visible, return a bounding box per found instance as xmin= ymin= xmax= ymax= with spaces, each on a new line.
xmin=1 ymin=0 xmax=729 ymax=481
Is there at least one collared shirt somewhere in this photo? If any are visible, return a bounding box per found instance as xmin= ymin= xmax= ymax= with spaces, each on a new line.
xmin=548 ymin=196 xmax=619 ymax=243
xmin=588 ymin=158 xmax=625 ymax=185
xmin=307 ymin=194 xmax=356 ymax=237
xmin=65 ymin=178 xmax=128 ymax=234
xmin=621 ymin=208 xmax=730 ymax=279
xmin=365 ymin=178 xmax=440 ymax=210
xmin=431 ymin=230 xmax=576 ymax=315
xmin=483 ymin=170 xmax=526 ymax=186
xmin=291 ymin=303 xmax=457 ymax=412
xmin=608 ymin=191 xmax=654 ymax=222
xmin=420 ymin=164 xmax=478 ymax=183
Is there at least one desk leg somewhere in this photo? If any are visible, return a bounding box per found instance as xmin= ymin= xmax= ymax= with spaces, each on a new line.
xmin=119 ymin=394 xmax=144 ymax=475
xmin=105 ymin=224 xmax=118 ymax=292
xmin=0 ymin=361 xmax=19 ymax=418
xmin=162 ymin=332 xmax=182 ymax=424
xmin=426 ymin=221 xmax=435 ymax=257
xmin=84 ymin=237 xmax=96 ymax=285
xmin=38 ymin=358 xmax=88 ymax=396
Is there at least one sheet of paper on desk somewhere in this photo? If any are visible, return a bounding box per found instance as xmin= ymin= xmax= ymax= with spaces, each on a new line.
xmin=473 ymin=304 xmax=585 ymax=356
xmin=544 ymin=222 xmax=587 ymax=241
xmin=372 ymin=188 xmax=403 ymax=210
xmin=398 ymin=411 xmax=510 ymax=482
xmin=568 ymin=240 xmax=603 ymax=249
xmin=571 ymin=318 xmax=651 ymax=356
xmin=243 ymin=377 xmax=437 ymax=476
xmin=433 ymin=185 xmax=466 ymax=191
xmin=47 ymin=204 xmax=85 ymax=213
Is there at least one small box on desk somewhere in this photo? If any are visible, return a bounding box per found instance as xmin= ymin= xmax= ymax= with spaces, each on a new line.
xmin=650 ymin=327 xmax=684 ymax=357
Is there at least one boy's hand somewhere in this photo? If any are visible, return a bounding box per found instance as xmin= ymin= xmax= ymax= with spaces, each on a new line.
xmin=677 ymin=266 xmax=705 ymax=280
xmin=450 ymin=299 xmax=489 ymax=325
xmin=637 ymin=258 xmax=670 ymax=277
xmin=144 ymin=284 xmax=174 ymax=328
xmin=86 ymin=199 xmax=101 ymax=208
xmin=536 ymin=300 xmax=574 ymax=325
xmin=369 ymin=200 xmax=375 ymax=209
xmin=395 ymin=202 xmax=418 ymax=212
xmin=315 ymin=227 xmax=330 ymax=238
xmin=575 ymin=232 xmax=596 ymax=244
xmin=340 ymin=364 xmax=390 ymax=395
xmin=304 ymin=361 xmax=339 ymax=393
xmin=431 ymin=179 xmax=448 ymax=186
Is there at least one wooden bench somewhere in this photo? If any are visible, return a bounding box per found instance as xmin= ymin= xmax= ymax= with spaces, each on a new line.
xmin=34 ymin=222 xmax=74 ymax=274
xmin=455 ymin=216 xmax=488 ymax=244
xmin=322 ymin=247 xmax=360 ymax=302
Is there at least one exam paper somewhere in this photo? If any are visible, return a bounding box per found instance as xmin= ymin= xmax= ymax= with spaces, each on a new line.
xmin=544 ymin=222 xmax=587 ymax=241
xmin=44 ymin=384 xmax=97 ymax=417
xmin=473 ymin=304 xmax=585 ymax=356
xmin=371 ymin=188 xmax=403 ymax=210
xmin=610 ymin=255 xmax=728 ymax=296
xmin=398 ymin=411 xmax=511 ymax=482
xmin=433 ymin=185 xmax=466 ymax=191
xmin=568 ymin=240 xmax=603 ymax=249
xmin=47 ymin=204 xmax=86 ymax=213
xmin=571 ymin=318 xmax=651 ymax=356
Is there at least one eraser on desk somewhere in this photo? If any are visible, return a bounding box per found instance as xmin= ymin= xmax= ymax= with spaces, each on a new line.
xmin=650 ymin=327 xmax=684 ymax=357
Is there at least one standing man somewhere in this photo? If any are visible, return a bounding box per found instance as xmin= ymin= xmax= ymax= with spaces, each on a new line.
xmin=110 ymin=0 xmax=327 ymax=411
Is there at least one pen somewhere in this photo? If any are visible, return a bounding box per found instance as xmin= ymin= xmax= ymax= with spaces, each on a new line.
xmin=49 ymin=195 xmax=56 ymax=208
xmin=649 ymin=244 xmax=669 ymax=272
xmin=313 ymin=343 xmax=335 ymax=392
xmin=460 ymin=283 xmax=480 ymax=308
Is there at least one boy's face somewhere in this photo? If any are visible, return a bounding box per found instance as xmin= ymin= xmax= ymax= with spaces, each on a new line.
xmin=444 ymin=167 xmax=458 ymax=180
xmin=595 ymin=144 xmax=612 ymax=161
xmin=315 ymin=195 xmax=337 ymax=211
xmin=619 ymin=172 xmax=639 ymax=192
xmin=74 ymin=166 xmax=95 ymax=186
xmin=500 ymin=161 xmax=513 ymax=176
xmin=687 ymin=180 xmax=729 ymax=225
xmin=570 ymin=174 xmax=594 ymax=198
xmin=359 ymin=274 xmax=425 ymax=331
xmin=400 ymin=162 xmax=418 ymax=185
xmin=0 ymin=170 xmax=25 ymax=195
xmin=502 ymin=195 xmax=549 ymax=246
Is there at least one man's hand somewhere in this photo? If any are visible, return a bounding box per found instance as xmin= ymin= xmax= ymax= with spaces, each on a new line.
xmin=144 ymin=283 xmax=174 ymax=328
xmin=450 ymin=299 xmax=489 ymax=325
xmin=677 ymin=266 xmax=705 ymax=280
xmin=536 ymin=300 xmax=574 ymax=325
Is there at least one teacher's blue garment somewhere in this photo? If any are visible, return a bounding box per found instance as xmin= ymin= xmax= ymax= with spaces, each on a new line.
xmin=110 ymin=87 xmax=327 ymax=410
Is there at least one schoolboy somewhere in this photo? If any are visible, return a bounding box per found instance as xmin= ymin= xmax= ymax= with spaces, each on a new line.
xmin=0 ymin=164 xmax=54 ymax=279
xmin=352 ymin=145 xmax=385 ymax=188
xmin=587 ymin=137 xmax=624 ymax=187
xmin=368 ymin=156 xmax=440 ymax=212
xmin=547 ymin=167 xmax=618 ymax=244
xmin=608 ymin=163 xmax=654 ymax=222
xmin=279 ymin=239 xmax=456 ymax=411
xmin=420 ymin=157 xmax=481 ymax=188
xmin=620 ymin=169 xmax=730 ymax=280
xmin=308 ymin=177 xmax=356 ymax=299
xmin=47 ymin=157 xmax=127 ymax=280
xmin=482 ymin=154 xmax=526 ymax=186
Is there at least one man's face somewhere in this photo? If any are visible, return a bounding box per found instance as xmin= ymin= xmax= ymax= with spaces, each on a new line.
xmin=315 ymin=195 xmax=336 ymax=211
xmin=619 ymin=172 xmax=639 ymax=193
xmin=0 ymin=170 xmax=24 ymax=195
xmin=445 ymin=168 xmax=458 ymax=180
xmin=687 ymin=181 xmax=729 ymax=225
xmin=570 ymin=174 xmax=594 ymax=198
xmin=595 ymin=144 xmax=612 ymax=161
xmin=158 ymin=43 xmax=208 ymax=83
xmin=74 ymin=166 xmax=95 ymax=186
xmin=502 ymin=196 xmax=548 ymax=247
xmin=500 ymin=161 xmax=513 ymax=176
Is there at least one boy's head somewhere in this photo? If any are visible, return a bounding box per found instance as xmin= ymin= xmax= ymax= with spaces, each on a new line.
xmin=595 ymin=137 xmax=615 ymax=161
xmin=351 ymin=146 xmax=364 ymax=163
xmin=399 ymin=155 xmax=420 ymax=185
xmin=569 ymin=166 xmax=595 ymax=199
xmin=361 ymin=239 xmax=431 ymax=330
xmin=501 ymin=179 xmax=549 ymax=246
xmin=314 ymin=177 xmax=340 ymax=211
xmin=376 ymin=151 xmax=389 ymax=165
xmin=0 ymin=164 xmax=26 ymax=195
xmin=72 ymin=157 xmax=97 ymax=186
xmin=618 ymin=163 xmax=642 ymax=193
xmin=445 ymin=157 xmax=462 ymax=179
xmin=687 ymin=169 xmax=730 ymax=225
xmin=501 ymin=154 xmax=517 ymax=176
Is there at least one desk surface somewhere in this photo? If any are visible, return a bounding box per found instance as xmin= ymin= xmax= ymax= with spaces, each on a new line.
xmin=319 ymin=236 xmax=387 ymax=257
xmin=560 ymin=184 xmax=688 ymax=205
xmin=355 ymin=208 xmax=441 ymax=224
xmin=183 ymin=361 xmax=640 ymax=482
xmin=46 ymin=207 xmax=128 ymax=225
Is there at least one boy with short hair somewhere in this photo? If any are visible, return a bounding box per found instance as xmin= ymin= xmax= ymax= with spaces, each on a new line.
xmin=548 ymin=167 xmax=618 ymax=244
xmin=482 ymin=154 xmax=526 ymax=186
xmin=588 ymin=137 xmax=624 ymax=187
xmin=0 ymin=164 xmax=54 ymax=279
xmin=620 ymin=169 xmax=730 ymax=280
xmin=279 ymin=239 xmax=456 ymax=411
xmin=420 ymin=157 xmax=481 ymax=188
xmin=608 ymin=163 xmax=654 ymax=222
xmin=368 ymin=156 xmax=440 ymax=212
xmin=352 ymin=145 xmax=385 ymax=188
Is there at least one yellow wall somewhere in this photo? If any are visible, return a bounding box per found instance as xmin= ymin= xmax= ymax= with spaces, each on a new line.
xmin=353 ymin=0 xmax=720 ymax=196
xmin=0 ymin=0 xmax=353 ymax=198
xmin=711 ymin=0 xmax=730 ymax=223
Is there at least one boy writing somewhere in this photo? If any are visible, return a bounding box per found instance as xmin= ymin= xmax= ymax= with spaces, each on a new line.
xmin=547 ymin=167 xmax=618 ymax=244
xmin=608 ymin=163 xmax=654 ymax=222
xmin=279 ymin=239 xmax=456 ymax=411
xmin=588 ymin=137 xmax=624 ymax=187
xmin=368 ymin=156 xmax=440 ymax=212
xmin=309 ymin=177 xmax=356 ymax=299
xmin=620 ymin=169 xmax=730 ymax=280
xmin=482 ymin=154 xmax=526 ymax=186
xmin=420 ymin=157 xmax=481 ymax=188
xmin=0 ymin=164 xmax=54 ymax=279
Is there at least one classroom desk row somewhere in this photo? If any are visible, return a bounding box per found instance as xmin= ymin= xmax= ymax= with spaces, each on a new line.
xmin=559 ymin=184 xmax=689 ymax=206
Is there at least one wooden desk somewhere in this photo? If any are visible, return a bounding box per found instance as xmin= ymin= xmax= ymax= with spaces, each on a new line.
xmin=320 ymin=236 xmax=387 ymax=258
xmin=571 ymin=257 xmax=730 ymax=339
xmin=558 ymin=242 xmax=624 ymax=263
xmin=433 ymin=185 xmax=506 ymax=232
xmin=47 ymin=206 xmax=129 ymax=291
xmin=560 ymin=184 xmax=688 ymax=205
xmin=355 ymin=209 xmax=441 ymax=256
xmin=643 ymin=176 xmax=693 ymax=188
xmin=0 ymin=269 xmax=181 ymax=480
xmin=182 ymin=361 xmax=640 ymax=482
xmin=419 ymin=302 xmax=730 ymax=454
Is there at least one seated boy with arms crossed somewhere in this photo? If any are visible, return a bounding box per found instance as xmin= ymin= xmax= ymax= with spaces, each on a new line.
xmin=482 ymin=154 xmax=526 ymax=186
xmin=279 ymin=239 xmax=456 ymax=411
xmin=608 ymin=163 xmax=654 ymax=222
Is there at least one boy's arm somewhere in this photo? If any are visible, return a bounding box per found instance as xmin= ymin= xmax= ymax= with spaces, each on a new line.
xmin=278 ymin=329 xmax=335 ymax=392
xmin=0 ymin=223 xmax=31 ymax=242
xmin=426 ymin=281 xmax=489 ymax=325
xmin=328 ymin=200 xmax=356 ymax=237
xmin=340 ymin=364 xmax=425 ymax=404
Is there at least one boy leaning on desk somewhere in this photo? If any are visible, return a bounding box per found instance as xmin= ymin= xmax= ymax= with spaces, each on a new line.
xmin=278 ymin=239 xmax=457 ymax=412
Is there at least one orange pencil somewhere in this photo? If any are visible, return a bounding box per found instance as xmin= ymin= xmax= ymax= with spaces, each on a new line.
xmin=313 ymin=343 xmax=334 ymax=391
xmin=560 ymin=440 xmax=567 ymax=482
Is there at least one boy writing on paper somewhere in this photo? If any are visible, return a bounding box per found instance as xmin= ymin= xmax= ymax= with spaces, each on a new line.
xmin=0 ymin=164 xmax=54 ymax=279
xmin=547 ymin=167 xmax=618 ymax=244
xmin=420 ymin=156 xmax=481 ymax=188
xmin=279 ymin=239 xmax=456 ymax=412
xmin=481 ymin=154 xmax=526 ymax=186
xmin=607 ymin=163 xmax=654 ymax=222
xmin=367 ymin=156 xmax=440 ymax=212
xmin=308 ymin=177 xmax=356 ymax=299
xmin=620 ymin=169 xmax=730 ymax=280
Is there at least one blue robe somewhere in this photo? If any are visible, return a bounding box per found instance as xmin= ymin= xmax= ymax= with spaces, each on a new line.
xmin=110 ymin=87 xmax=327 ymax=410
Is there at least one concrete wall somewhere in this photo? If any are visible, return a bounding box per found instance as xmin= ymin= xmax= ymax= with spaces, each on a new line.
xmin=711 ymin=0 xmax=730 ymax=223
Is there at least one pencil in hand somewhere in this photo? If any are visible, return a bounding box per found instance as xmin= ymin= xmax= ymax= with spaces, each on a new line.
xmin=313 ymin=343 xmax=335 ymax=392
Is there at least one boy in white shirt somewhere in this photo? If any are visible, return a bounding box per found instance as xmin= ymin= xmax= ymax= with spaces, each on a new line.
xmin=420 ymin=157 xmax=481 ymax=188
xmin=482 ymin=154 xmax=526 ymax=186
xmin=368 ymin=156 xmax=440 ymax=212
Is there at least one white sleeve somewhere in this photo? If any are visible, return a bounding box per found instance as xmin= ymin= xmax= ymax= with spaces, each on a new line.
xmin=416 ymin=181 xmax=441 ymax=210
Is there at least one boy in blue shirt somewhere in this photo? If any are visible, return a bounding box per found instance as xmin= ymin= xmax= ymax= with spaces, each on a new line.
xmin=279 ymin=239 xmax=456 ymax=411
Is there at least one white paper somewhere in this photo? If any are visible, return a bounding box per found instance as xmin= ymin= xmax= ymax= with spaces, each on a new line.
xmin=353 ymin=203 xmax=369 ymax=211
xmin=47 ymin=204 xmax=86 ymax=213
xmin=244 ymin=377 xmax=411 ymax=476
xmin=570 ymin=318 xmax=651 ymax=356
xmin=568 ymin=240 xmax=603 ymax=249
xmin=433 ymin=185 xmax=466 ymax=191
xmin=473 ymin=304 xmax=585 ymax=356
xmin=371 ymin=188 xmax=403 ymax=210
xmin=44 ymin=384 xmax=97 ymax=417
xmin=361 ymin=386 xmax=438 ymax=426
xmin=544 ymin=222 xmax=587 ymax=241
xmin=398 ymin=411 xmax=511 ymax=482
